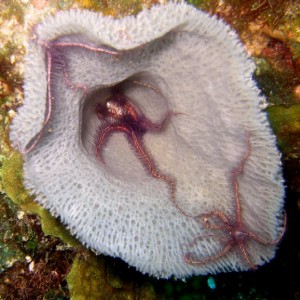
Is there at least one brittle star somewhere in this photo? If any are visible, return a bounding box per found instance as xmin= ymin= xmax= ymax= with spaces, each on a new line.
xmin=22 ymin=39 xmax=120 ymax=154
xmin=183 ymin=135 xmax=286 ymax=270
xmin=23 ymin=34 xmax=179 ymax=203
xmin=94 ymin=91 xmax=178 ymax=197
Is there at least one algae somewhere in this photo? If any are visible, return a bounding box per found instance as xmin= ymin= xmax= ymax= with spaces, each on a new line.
xmin=67 ymin=252 xmax=156 ymax=300
xmin=268 ymin=104 xmax=300 ymax=192
xmin=1 ymin=151 xmax=79 ymax=247
xmin=74 ymin=0 xmax=158 ymax=17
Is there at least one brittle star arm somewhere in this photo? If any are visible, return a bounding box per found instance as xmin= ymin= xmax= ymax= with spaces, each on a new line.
xmin=242 ymin=211 xmax=287 ymax=245
xmin=95 ymin=124 xmax=131 ymax=162
xmin=130 ymin=130 xmax=176 ymax=189
xmin=52 ymin=42 xmax=119 ymax=56
xmin=22 ymin=49 xmax=53 ymax=153
xmin=129 ymin=130 xmax=192 ymax=216
xmin=237 ymin=239 xmax=256 ymax=270
xmin=23 ymin=41 xmax=120 ymax=154
xmin=95 ymin=123 xmax=177 ymax=202
xmin=184 ymin=236 xmax=234 ymax=265
xmin=200 ymin=211 xmax=232 ymax=231
xmin=183 ymin=134 xmax=286 ymax=270
xmin=95 ymin=122 xmax=170 ymax=179
xmin=139 ymin=113 xmax=171 ymax=132
xmin=140 ymin=112 xmax=183 ymax=133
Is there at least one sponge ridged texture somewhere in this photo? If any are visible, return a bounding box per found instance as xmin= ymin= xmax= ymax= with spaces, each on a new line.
xmin=10 ymin=3 xmax=284 ymax=278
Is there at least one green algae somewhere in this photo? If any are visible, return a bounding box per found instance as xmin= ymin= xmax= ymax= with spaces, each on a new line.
xmin=268 ymin=104 xmax=300 ymax=192
xmin=1 ymin=152 xmax=32 ymax=207
xmin=254 ymin=57 xmax=299 ymax=105
xmin=67 ymin=254 xmax=120 ymax=300
xmin=0 ymin=153 xmax=74 ymax=298
xmin=268 ymin=105 xmax=300 ymax=143
xmin=0 ymin=174 xmax=73 ymax=299
xmin=1 ymin=151 xmax=79 ymax=247
xmin=67 ymin=252 xmax=156 ymax=300
xmin=186 ymin=0 xmax=216 ymax=11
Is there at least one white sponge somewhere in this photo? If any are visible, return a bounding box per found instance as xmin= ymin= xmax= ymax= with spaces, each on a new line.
xmin=10 ymin=3 xmax=284 ymax=278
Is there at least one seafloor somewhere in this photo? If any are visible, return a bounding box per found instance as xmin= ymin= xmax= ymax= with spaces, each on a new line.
xmin=0 ymin=0 xmax=299 ymax=299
